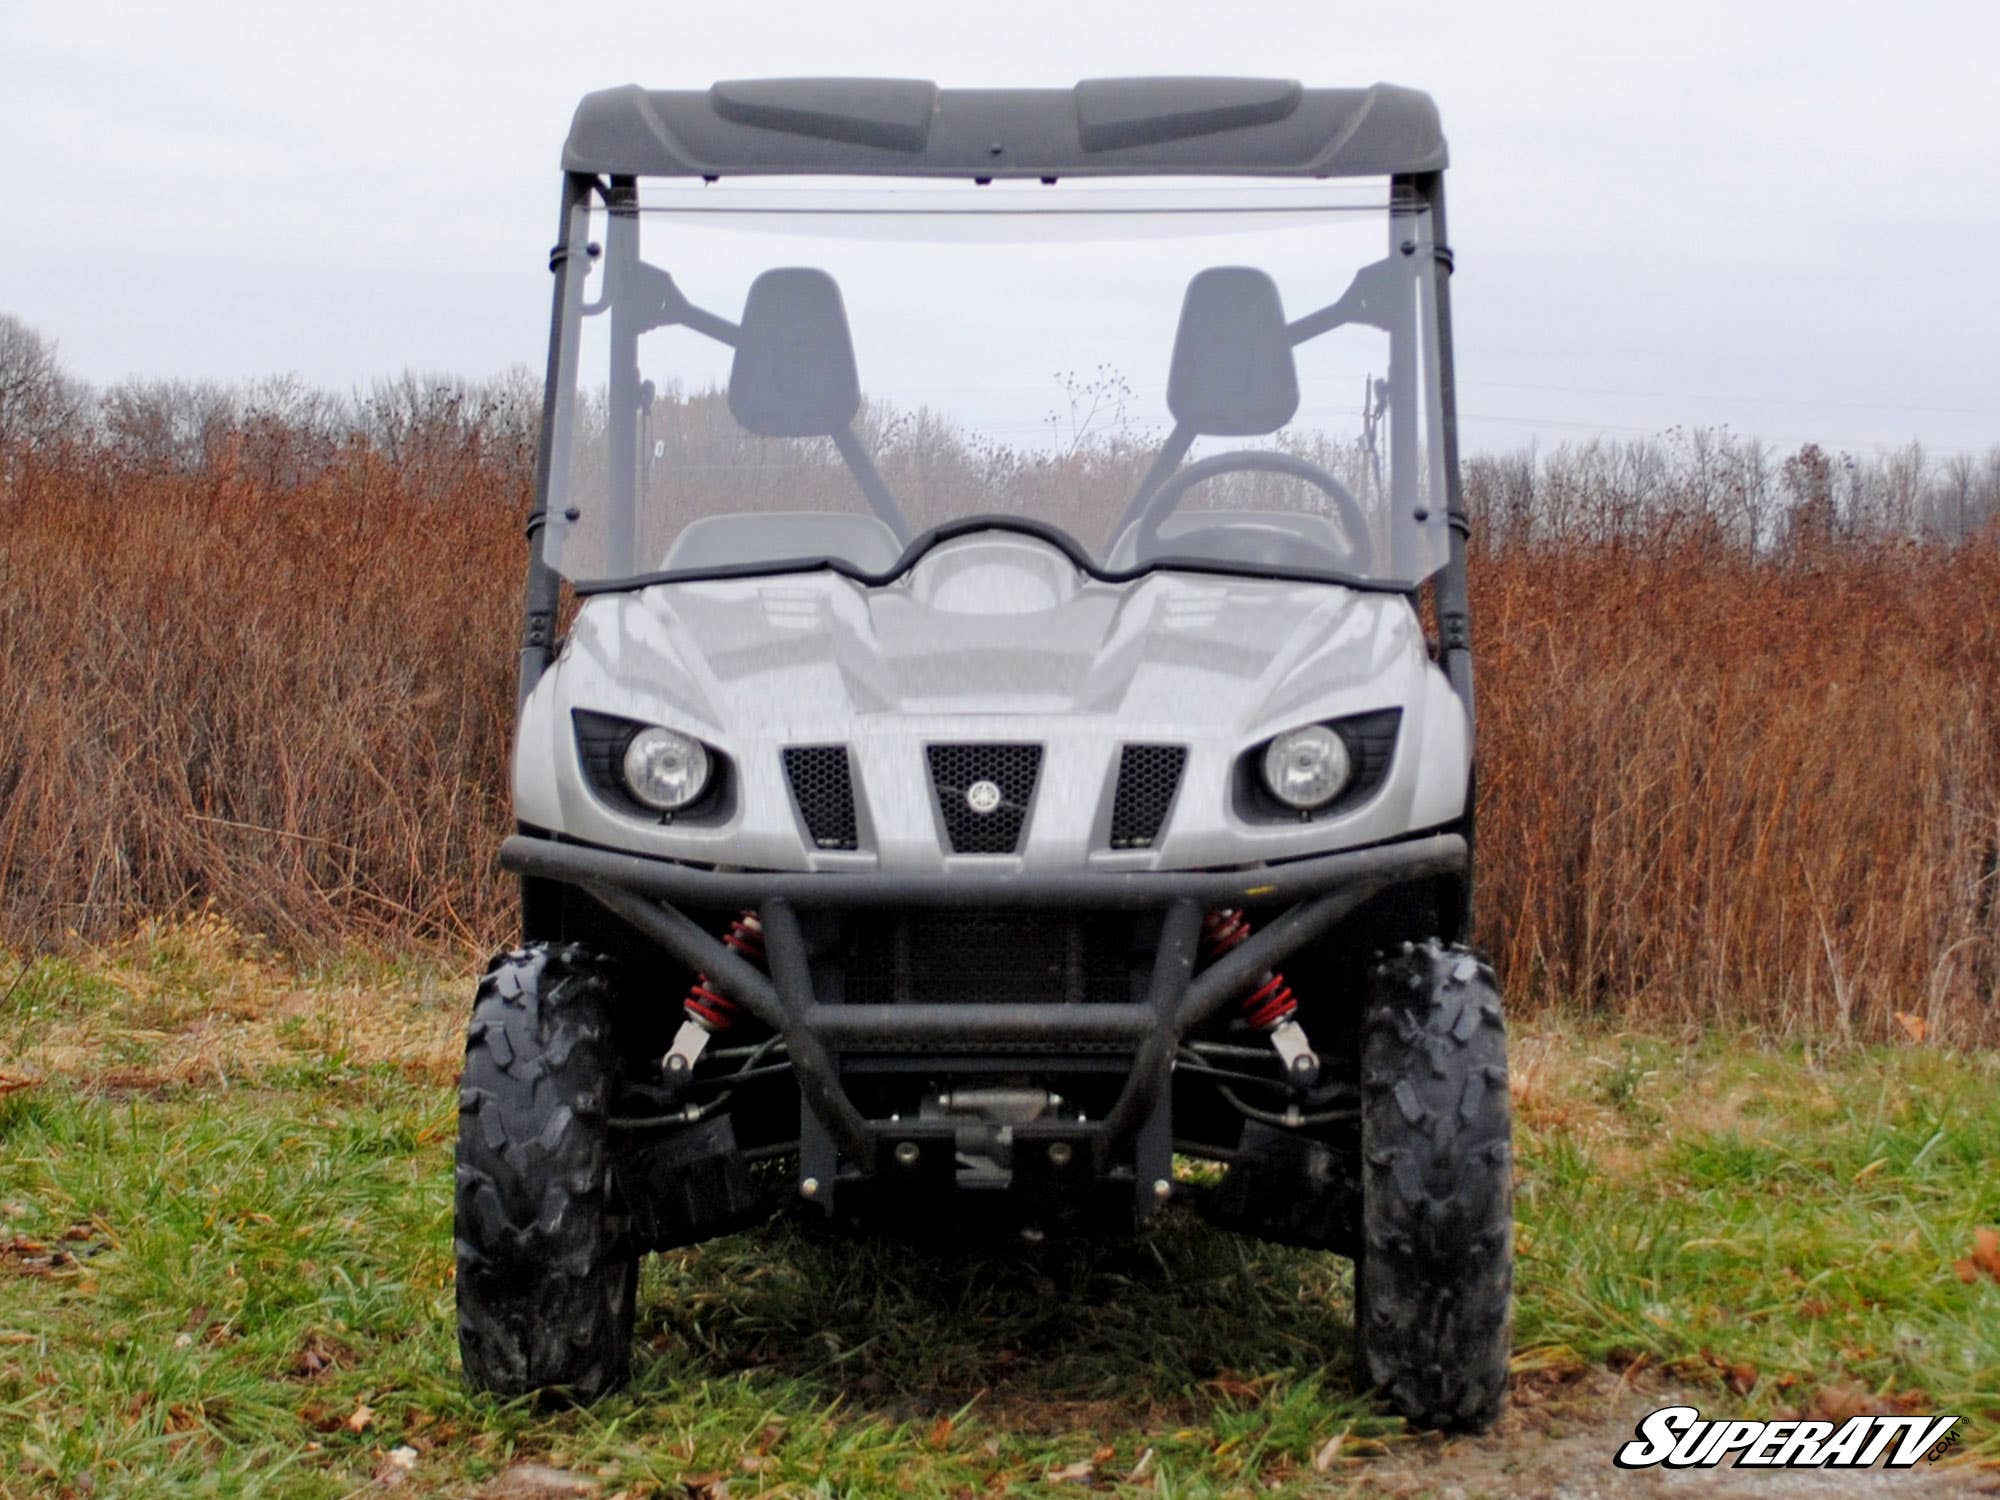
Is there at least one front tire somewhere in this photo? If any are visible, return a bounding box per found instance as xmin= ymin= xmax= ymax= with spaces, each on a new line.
xmin=1353 ymin=941 xmax=1513 ymax=1432
xmin=454 ymin=943 xmax=636 ymax=1400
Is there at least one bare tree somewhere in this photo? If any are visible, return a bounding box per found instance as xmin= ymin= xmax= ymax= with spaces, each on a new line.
xmin=99 ymin=377 xmax=240 ymax=471
xmin=0 ymin=314 xmax=86 ymax=453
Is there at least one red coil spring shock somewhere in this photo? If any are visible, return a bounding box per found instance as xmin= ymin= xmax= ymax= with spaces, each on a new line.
xmin=663 ymin=911 xmax=766 ymax=1090
xmin=1201 ymin=908 xmax=1298 ymax=1031
xmin=680 ymin=911 xmax=764 ymax=1032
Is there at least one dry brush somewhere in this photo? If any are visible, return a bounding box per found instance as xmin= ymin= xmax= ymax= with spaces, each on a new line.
xmin=1 ymin=377 xmax=1996 ymax=1040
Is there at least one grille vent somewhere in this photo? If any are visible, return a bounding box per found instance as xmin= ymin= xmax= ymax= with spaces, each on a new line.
xmin=782 ymin=745 xmax=859 ymax=850
xmin=926 ymin=743 xmax=1042 ymax=854
xmin=1109 ymin=744 xmax=1187 ymax=849
xmin=839 ymin=911 xmax=1147 ymax=1006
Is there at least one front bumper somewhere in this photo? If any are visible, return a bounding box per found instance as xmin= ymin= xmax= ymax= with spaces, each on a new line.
xmin=500 ymin=829 xmax=1466 ymax=1216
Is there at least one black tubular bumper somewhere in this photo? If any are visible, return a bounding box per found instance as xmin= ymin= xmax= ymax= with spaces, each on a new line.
xmin=499 ymin=831 xmax=1466 ymax=1198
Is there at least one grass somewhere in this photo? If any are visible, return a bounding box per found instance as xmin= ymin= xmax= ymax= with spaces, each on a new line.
xmin=1 ymin=925 xmax=1998 ymax=1497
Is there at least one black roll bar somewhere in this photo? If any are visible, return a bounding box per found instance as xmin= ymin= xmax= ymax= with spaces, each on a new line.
xmin=517 ymin=171 xmax=596 ymax=715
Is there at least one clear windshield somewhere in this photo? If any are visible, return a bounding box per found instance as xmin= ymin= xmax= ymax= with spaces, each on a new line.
xmin=543 ymin=179 xmax=1450 ymax=590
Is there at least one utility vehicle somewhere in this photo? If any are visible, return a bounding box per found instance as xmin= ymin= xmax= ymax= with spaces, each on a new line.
xmin=458 ymin=77 xmax=1511 ymax=1431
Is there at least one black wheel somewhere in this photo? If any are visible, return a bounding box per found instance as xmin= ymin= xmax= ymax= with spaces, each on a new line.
xmin=454 ymin=943 xmax=636 ymax=1400
xmin=1353 ymin=940 xmax=1513 ymax=1432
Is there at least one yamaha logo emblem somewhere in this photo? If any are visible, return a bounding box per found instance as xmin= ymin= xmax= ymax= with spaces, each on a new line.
xmin=964 ymin=780 xmax=1003 ymax=815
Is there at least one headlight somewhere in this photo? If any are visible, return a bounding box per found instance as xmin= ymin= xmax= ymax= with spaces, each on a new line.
xmin=621 ymin=727 xmax=712 ymax=811
xmin=1261 ymin=724 xmax=1352 ymax=811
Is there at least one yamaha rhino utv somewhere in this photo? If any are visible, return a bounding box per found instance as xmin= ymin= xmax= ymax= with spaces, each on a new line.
xmin=458 ymin=77 xmax=1512 ymax=1431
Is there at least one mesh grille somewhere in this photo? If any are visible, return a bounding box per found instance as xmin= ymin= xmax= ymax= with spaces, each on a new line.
xmin=782 ymin=745 xmax=858 ymax=850
xmin=1109 ymin=744 xmax=1187 ymax=849
xmin=926 ymin=743 xmax=1042 ymax=854
xmin=840 ymin=911 xmax=1147 ymax=1006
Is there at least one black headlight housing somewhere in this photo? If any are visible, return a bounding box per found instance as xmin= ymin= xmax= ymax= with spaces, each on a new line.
xmin=572 ymin=709 xmax=732 ymax=824
xmin=1234 ymin=707 xmax=1402 ymax=822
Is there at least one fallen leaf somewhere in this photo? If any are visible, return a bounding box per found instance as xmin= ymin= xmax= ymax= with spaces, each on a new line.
xmin=1313 ymin=1430 xmax=1348 ymax=1472
xmin=1974 ymin=1228 xmax=2000 ymax=1281
xmin=1045 ymin=1459 xmax=1096 ymax=1483
xmin=926 ymin=1415 xmax=954 ymax=1449
xmin=1726 ymin=1362 xmax=1758 ymax=1395
xmin=346 ymin=1401 xmax=375 ymax=1434
xmin=374 ymin=1445 xmax=419 ymax=1487
xmin=1809 ymin=1383 xmax=1933 ymax=1422
xmin=1893 ymin=1011 xmax=1927 ymax=1044
xmin=291 ymin=1332 xmax=352 ymax=1380
xmin=480 ymin=1465 xmax=601 ymax=1499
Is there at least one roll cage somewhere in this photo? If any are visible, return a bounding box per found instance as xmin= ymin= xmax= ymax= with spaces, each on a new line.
xmin=518 ymin=77 xmax=1473 ymax=743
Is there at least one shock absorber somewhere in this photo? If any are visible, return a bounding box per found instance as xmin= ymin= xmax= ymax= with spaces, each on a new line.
xmin=662 ymin=911 xmax=764 ymax=1091
xmin=1201 ymin=908 xmax=1320 ymax=1085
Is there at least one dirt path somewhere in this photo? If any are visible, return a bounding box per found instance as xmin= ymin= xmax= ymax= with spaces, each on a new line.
xmin=1343 ymin=1370 xmax=1995 ymax=1499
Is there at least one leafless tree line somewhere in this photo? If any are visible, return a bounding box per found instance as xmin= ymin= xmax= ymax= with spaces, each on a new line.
xmin=1463 ymin=427 xmax=2000 ymax=553
xmin=0 ymin=314 xmax=542 ymax=495
xmin=7 ymin=312 xmax=1996 ymax=553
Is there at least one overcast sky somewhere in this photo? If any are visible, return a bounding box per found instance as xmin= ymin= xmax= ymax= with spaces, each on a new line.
xmin=4 ymin=0 xmax=1995 ymax=459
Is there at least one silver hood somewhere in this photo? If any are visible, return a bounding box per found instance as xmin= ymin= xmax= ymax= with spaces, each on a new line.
xmin=514 ymin=532 xmax=1469 ymax=873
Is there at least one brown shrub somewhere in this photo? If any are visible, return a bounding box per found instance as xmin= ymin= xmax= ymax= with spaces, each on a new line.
xmin=1 ymin=416 xmax=1995 ymax=1040
xmin=0 ymin=433 xmax=524 ymax=948
xmin=1475 ymin=532 xmax=1999 ymax=1039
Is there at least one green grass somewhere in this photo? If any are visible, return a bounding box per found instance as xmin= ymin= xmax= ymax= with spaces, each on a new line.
xmin=1 ymin=942 xmax=1997 ymax=1497
xmin=1516 ymin=1036 xmax=2000 ymax=1413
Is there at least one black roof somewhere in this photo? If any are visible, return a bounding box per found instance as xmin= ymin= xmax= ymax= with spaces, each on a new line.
xmin=562 ymin=78 xmax=1446 ymax=180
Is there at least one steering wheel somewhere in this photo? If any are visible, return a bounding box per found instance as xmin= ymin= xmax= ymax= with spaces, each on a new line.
xmin=1135 ymin=450 xmax=1372 ymax=572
